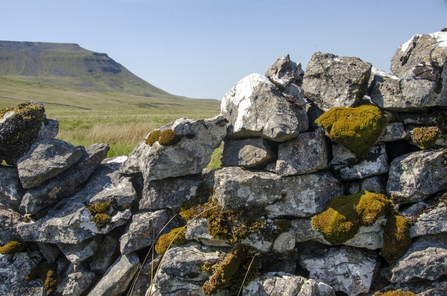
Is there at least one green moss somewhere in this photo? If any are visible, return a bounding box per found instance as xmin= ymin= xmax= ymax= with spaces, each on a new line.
xmin=315 ymin=104 xmax=387 ymax=157
xmin=312 ymin=191 xmax=393 ymax=245
xmin=26 ymin=261 xmax=60 ymax=295
xmin=146 ymin=129 xmax=161 ymax=146
xmin=154 ymin=227 xmax=187 ymax=255
xmin=158 ymin=129 xmax=181 ymax=146
xmin=411 ymin=126 xmax=441 ymax=149
xmin=0 ymin=241 xmax=25 ymax=255
xmin=374 ymin=290 xmax=416 ymax=296
xmin=382 ymin=215 xmax=412 ymax=264
xmin=87 ymin=201 xmax=111 ymax=215
xmin=92 ymin=213 xmax=111 ymax=229
xmin=228 ymin=248 xmax=262 ymax=292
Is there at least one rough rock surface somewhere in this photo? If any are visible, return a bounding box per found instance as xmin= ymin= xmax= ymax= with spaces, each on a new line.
xmin=379 ymin=122 xmax=407 ymax=142
xmin=185 ymin=218 xmax=231 ymax=247
xmin=299 ymin=246 xmax=379 ymax=296
xmin=387 ymin=150 xmax=447 ymax=204
xmin=265 ymin=54 xmax=305 ymax=87
xmin=17 ymin=138 xmax=83 ymax=189
xmin=221 ymin=73 xmax=308 ymax=141
xmin=410 ymin=197 xmax=447 ymax=238
xmin=346 ymin=176 xmax=386 ymax=195
xmin=302 ymin=52 xmax=372 ymax=111
xmin=221 ymin=138 xmax=276 ymax=169
xmin=0 ymin=204 xmax=22 ymax=245
xmin=58 ymin=236 xmax=99 ymax=264
xmin=37 ymin=118 xmax=59 ymax=140
xmin=90 ymin=233 xmax=120 ymax=274
xmin=56 ymin=264 xmax=96 ymax=296
xmin=0 ymin=166 xmax=25 ymax=212
xmin=0 ymin=252 xmax=39 ymax=295
xmin=266 ymin=128 xmax=328 ymax=176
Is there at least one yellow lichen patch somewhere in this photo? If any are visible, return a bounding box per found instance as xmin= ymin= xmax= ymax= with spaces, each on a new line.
xmin=382 ymin=215 xmax=412 ymax=264
xmin=92 ymin=213 xmax=111 ymax=229
xmin=154 ymin=227 xmax=187 ymax=255
xmin=374 ymin=289 xmax=416 ymax=296
xmin=312 ymin=191 xmax=393 ymax=245
xmin=87 ymin=201 xmax=111 ymax=216
xmin=315 ymin=104 xmax=387 ymax=157
xmin=146 ymin=129 xmax=161 ymax=146
xmin=158 ymin=129 xmax=181 ymax=146
xmin=0 ymin=241 xmax=25 ymax=255
xmin=26 ymin=261 xmax=60 ymax=295
xmin=411 ymin=126 xmax=441 ymax=149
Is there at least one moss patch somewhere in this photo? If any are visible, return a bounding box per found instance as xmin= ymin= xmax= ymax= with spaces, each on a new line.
xmin=154 ymin=227 xmax=187 ymax=255
xmin=374 ymin=290 xmax=416 ymax=296
xmin=146 ymin=129 xmax=161 ymax=146
xmin=158 ymin=129 xmax=181 ymax=146
xmin=92 ymin=213 xmax=111 ymax=229
xmin=312 ymin=191 xmax=393 ymax=245
xmin=411 ymin=126 xmax=441 ymax=149
xmin=315 ymin=104 xmax=387 ymax=157
xmin=87 ymin=201 xmax=112 ymax=229
xmin=382 ymin=215 xmax=412 ymax=264
xmin=26 ymin=261 xmax=60 ymax=295
xmin=0 ymin=241 xmax=25 ymax=255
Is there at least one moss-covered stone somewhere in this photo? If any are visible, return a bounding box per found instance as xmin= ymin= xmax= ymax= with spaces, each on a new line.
xmin=158 ymin=129 xmax=181 ymax=146
xmin=374 ymin=290 xmax=416 ymax=296
xmin=0 ymin=101 xmax=45 ymax=166
xmin=382 ymin=215 xmax=412 ymax=264
xmin=154 ymin=227 xmax=187 ymax=255
xmin=87 ymin=202 xmax=111 ymax=215
xmin=26 ymin=261 xmax=60 ymax=295
xmin=312 ymin=191 xmax=393 ymax=245
xmin=146 ymin=130 xmax=161 ymax=146
xmin=411 ymin=126 xmax=441 ymax=149
xmin=0 ymin=241 xmax=25 ymax=255
xmin=92 ymin=213 xmax=111 ymax=229
xmin=315 ymin=104 xmax=387 ymax=157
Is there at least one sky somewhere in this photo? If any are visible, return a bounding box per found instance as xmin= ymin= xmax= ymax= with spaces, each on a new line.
xmin=1 ymin=0 xmax=447 ymax=100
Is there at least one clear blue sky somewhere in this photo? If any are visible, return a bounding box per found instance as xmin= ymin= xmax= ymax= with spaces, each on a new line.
xmin=1 ymin=0 xmax=447 ymax=100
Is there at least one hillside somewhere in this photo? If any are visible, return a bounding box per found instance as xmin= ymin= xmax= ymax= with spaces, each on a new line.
xmin=0 ymin=41 xmax=174 ymax=97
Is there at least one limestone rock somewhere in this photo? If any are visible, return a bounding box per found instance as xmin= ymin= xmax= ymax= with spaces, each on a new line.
xmin=0 ymin=252 xmax=38 ymax=295
xmin=243 ymin=272 xmax=335 ymax=296
xmin=330 ymin=143 xmax=389 ymax=180
xmin=265 ymin=54 xmax=304 ymax=87
xmin=90 ymin=233 xmax=120 ymax=274
xmin=19 ymin=143 xmax=110 ymax=215
xmin=0 ymin=204 xmax=22 ymax=245
xmin=266 ymin=128 xmax=328 ymax=176
xmin=56 ymin=263 xmax=96 ymax=296
xmin=58 ymin=236 xmax=99 ymax=264
xmin=0 ymin=101 xmax=45 ymax=166
xmin=240 ymin=233 xmax=273 ymax=252
xmin=302 ymin=52 xmax=372 ymax=111
xmin=410 ymin=197 xmax=447 ymax=238
xmin=379 ymin=122 xmax=407 ymax=142
xmin=272 ymin=232 xmax=296 ymax=253
xmin=139 ymin=175 xmax=204 ymax=212
xmin=37 ymin=118 xmax=59 ymax=140
xmin=346 ymin=176 xmax=386 ymax=195
xmin=17 ymin=138 xmax=83 ymax=189
xmin=368 ymin=67 xmax=405 ymax=110
xmin=221 ymin=73 xmax=308 ymax=142
xmin=87 ymin=253 xmax=140 ymax=296
xmin=221 ymin=138 xmax=276 ymax=169
xmin=299 ymin=246 xmax=379 ymax=296
xmin=391 ymin=233 xmax=447 ymax=283
xmin=185 ymin=218 xmax=231 ymax=247
xmin=131 ymin=255 xmax=161 ymax=296
xmin=0 ymin=166 xmax=25 ymax=212
xmin=387 ymin=150 xmax=447 ymax=204
xmin=36 ymin=242 xmax=60 ymax=263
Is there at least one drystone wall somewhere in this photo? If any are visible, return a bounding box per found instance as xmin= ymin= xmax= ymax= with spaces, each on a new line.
xmin=1 ymin=30 xmax=447 ymax=296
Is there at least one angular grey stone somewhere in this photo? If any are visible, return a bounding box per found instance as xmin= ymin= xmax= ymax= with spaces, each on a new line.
xmin=17 ymin=138 xmax=83 ymax=189
xmin=299 ymin=246 xmax=379 ymax=296
xmin=346 ymin=176 xmax=386 ymax=195
xmin=221 ymin=73 xmax=308 ymax=142
xmin=37 ymin=242 xmax=60 ymax=263
xmin=37 ymin=118 xmax=59 ymax=140
xmin=0 ymin=252 xmax=38 ymax=295
xmin=266 ymin=128 xmax=328 ymax=176
xmin=387 ymin=150 xmax=447 ymax=204
xmin=90 ymin=233 xmax=120 ymax=274
xmin=410 ymin=197 xmax=447 ymax=238
xmin=139 ymin=175 xmax=204 ymax=212
xmin=272 ymin=232 xmax=296 ymax=253
xmin=369 ymin=67 xmax=406 ymax=110
xmin=0 ymin=166 xmax=25 ymax=212
xmin=58 ymin=236 xmax=99 ymax=264
xmin=240 ymin=232 xmax=273 ymax=252
xmin=302 ymin=52 xmax=372 ymax=112
xmin=0 ymin=204 xmax=22 ymax=245
xmin=19 ymin=143 xmax=110 ymax=215
xmin=17 ymin=159 xmax=137 ymax=244
xmin=119 ymin=210 xmax=171 ymax=255
xmin=56 ymin=263 xmax=96 ymax=296
xmin=379 ymin=122 xmax=407 ymax=142
xmin=88 ymin=253 xmax=140 ymax=296
xmin=330 ymin=143 xmax=389 ymax=180
xmin=121 ymin=116 xmax=227 ymax=184
xmin=265 ymin=54 xmax=304 ymax=87
xmin=391 ymin=233 xmax=447 ymax=283
xmin=185 ymin=218 xmax=231 ymax=247
xmin=221 ymin=138 xmax=276 ymax=169
xmin=399 ymin=112 xmax=439 ymax=126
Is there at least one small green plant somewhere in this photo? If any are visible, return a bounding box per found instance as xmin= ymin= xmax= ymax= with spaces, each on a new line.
xmin=26 ymin=261 xmax=60 ymax=295
xmin=92 ymin=213 xmax=111 ymax=229
xmin=0 ymin=241 xmax=25 ymax=255
xmin=87 ymin=201 xmax=112 ymax=229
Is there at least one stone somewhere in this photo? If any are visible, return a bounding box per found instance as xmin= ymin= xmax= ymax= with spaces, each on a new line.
xmin=36 ymin=242 xmax=60 ymax=263
xmin=272 ymin=232 xmax=296 ymax=253
xmin=302 ymin=52 xmax=372 ymax=112
xmin=0 ymin=101 xmax=45 ymax=166
xmin=330 ymin=143 xmax=389 ymax=180
xmin=0 ymin=252 xmax=38 ymax=295
xmin=266 ymin=128 xmax=328 ymax=176
xmin=87 ymin=253 xmax=140 ymax=296
xmin=379 ymin=122 xmax=407 ymax=142
xmin=387 ymin=150 xmax=447 ymax=204
xmin=17 ymin=158 xmax=137 ymax=244
xmin=58 ymin=236 xmax=99 ymax=264
xmin=19 ymin=143 xmax=110 ymax=215
xmin=368 ymin=67 xmax=405 ymax=110
xmin=120 ymin=210 xmax=171 ymax=255
xmin=240 ymin=233 xmax=273 ymax=252
xmin=90 ymin=232 xmax=120 ymax=274
xmin=131 ymin=255 xmax=161 ymax=296
xmin=139 ymin=175 xmax=204 ymax=212
xmin=242 ymin=272 xmax=335 ymax=296
xmin=0 ymin=204 xmax=22 ymax=245
xmin=120 ymin=115 xmax=227 ymax=184
xmin=265 ymin=54 xmax=304 ymax=87
xmin=346 ymin=176 xmax=386 ymax=195
xmin=37 ymin=118 xmax=59 ymax=140
xmin=391 ymin=233 xmax=447 ymax=283
xmin=0 ymin=166 xmax=25 ymax=212
xmin=185 ymin=218 xmax=231 ymax=247
xmin=221 ymin=138 xmax=276 ymax=169
xmin=299 ymin=245 xmax=379 ymax=296
xmin=56 ymin=263 xmax=96 ymax=296
xmin=17 ymin=138 xmax=83 ymax=189
xmin=221 ymin=73 xmax=308 ymax=142
xmin=410 ymin=197 xmax=447 ymax=238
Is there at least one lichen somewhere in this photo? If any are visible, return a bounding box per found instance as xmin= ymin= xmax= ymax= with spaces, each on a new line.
xmin=381 ymin=215 xmax=412 ymax=264
xmin=146 ymin=130 xmax=161 ymax=146
xmin=315 ymin=104 xmax=387 ymax=157
xmin=374 ymin=289 xmax=416 ymax=296
xmin=154 ymin=227 xmax=187 ymax=255
xmin=411 ymin=126 xmax=441 ymax=149
xmin=0 ymin=241 xmax=25 ymax=255
xmin=311 ymin=191 xmax=393 ymax=245
xmin=92 ymin=213 xmax=111 ymax=229
xmin=26 ymin=261 xmax=60 ymax=295
xmin=158 ymin=129 xmax=181 ymax=146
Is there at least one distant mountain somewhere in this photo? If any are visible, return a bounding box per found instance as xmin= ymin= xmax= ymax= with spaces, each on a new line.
xmin=0 ymin=41 xmax=173 ymax=97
